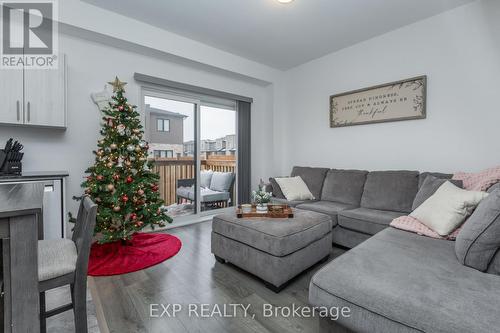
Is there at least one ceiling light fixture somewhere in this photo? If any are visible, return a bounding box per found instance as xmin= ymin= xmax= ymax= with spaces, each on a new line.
xmin=277 ymin=0 xmax=294 ymax=4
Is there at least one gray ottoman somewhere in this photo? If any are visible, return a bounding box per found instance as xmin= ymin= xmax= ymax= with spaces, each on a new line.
xmin=211 ymin=208 xmax=333 ymax=292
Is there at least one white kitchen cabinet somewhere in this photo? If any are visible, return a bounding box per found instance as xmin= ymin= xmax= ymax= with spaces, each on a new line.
xmin=0 ymin=53 xmax=66 ymax=128
xmin=0 ymin=68 xmax=24 ymax=125
xmin=24 ymin=55 xmax=66 ymax=127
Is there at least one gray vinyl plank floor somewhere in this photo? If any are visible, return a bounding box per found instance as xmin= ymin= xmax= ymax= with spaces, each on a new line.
xmin=88 ymin=220 xmax=346 ymax=333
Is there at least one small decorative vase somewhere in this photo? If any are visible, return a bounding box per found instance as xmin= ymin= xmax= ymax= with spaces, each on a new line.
xmin=256 ymin=203 xmax=268 ymax=213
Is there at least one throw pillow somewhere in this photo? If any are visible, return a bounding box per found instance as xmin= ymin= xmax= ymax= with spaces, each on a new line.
xmin=210 ymin=172 xmax=234 ymax=192
xmin=390 ymin=216 xmax=461 ymax=240
xmin=274 ymin=176 xmax=315 ymax=201
xmin=412 ymin=176 xmax=463 ymax=210
xmin=410 ymin=182 xmax=488 ymax=236
xmin=200 ymin=170 xmax=214 ymax=188
xmin=269 ymin=177 xmax=286 ymax=199
xmin=455 ymin=189 xmax=500 ymax=271
xmin=453 ymin=165 xmax=500 ymax=191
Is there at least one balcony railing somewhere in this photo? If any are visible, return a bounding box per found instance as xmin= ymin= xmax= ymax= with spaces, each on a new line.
xmin=152 ymin=155 xmax=236 ymax=206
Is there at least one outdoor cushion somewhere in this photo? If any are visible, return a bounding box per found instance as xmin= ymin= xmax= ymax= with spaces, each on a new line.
xmin=212 ymin=209 xmax=332 ymax=257
xmin=309 ymin=228 xmax=500 ymax=333
xmin=418 ymin=172 xmax=453 ymax=188
xmin=210 ymin=172 xmax=234 ymax=192
xmin=296 ymin=201 xmax=355 ymax=226
xmin=456 ymin=189 xmax=500 ymax=272
xmin=38 ymin=239 xmax=77 ymax=281
xmin=269 ymin=177 xmax=286 ymax=199
xmin=200 ymin=170 xmax=214 ymax=188
xmin=412 ymin=175 xmax=463 ymax=210
xmin=291 ymin=166 xmax=329 ymax=200
xmin=177 ymin=186 xmax=230 ymax=203
xmin=361 ymin=170 xmax=419 ymax=213
xmin=201 ymin=188 xmax=230 ymax=203
xmin=321 ymin=169 xmax=368 ymax=206
xmin=338 ymin=208 xmax=405 ymax=235
xmin=176 ymin=186 xmax=194 ymax=200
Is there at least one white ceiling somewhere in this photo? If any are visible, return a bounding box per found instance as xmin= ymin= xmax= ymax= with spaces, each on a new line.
xmin=82 ymin=0 xmax=475 ymax=70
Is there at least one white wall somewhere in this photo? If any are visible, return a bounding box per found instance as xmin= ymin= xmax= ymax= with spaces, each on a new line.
xmin=279 ymin=0 xmax=500 ymax=175
xmin=0 ymin=32 xmax=276 ymax=218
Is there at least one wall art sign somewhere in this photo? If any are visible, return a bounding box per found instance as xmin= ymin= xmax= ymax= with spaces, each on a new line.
xmin=330 ymin=76 xmax=426 ymax=128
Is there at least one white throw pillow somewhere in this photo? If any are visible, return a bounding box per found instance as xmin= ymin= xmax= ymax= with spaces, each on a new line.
xmin=410 ymin=181 xmax=488 ymax=236
xmin=274 ymin=176 xmax=315 ymax=201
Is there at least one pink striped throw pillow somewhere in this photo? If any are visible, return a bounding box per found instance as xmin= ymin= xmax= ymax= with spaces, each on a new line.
xmin=390 ymin=216 xmax=460 ymax=240
xmin=453 ymin=166 xmax=500 ymax=191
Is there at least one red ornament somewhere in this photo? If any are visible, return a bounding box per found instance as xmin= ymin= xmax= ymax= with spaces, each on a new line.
xmin=113 ymin=174 xmax=120 ymax=180
xmin=130 ymin=213 xmax=137 ymax=220
xmin=126 ymin=176 xmax=133 ymax=183
xmin=121 ymin=194 xmax=129 ymax=202
xmin=87 ymin=176 xmax=93 ymax=181
xmin=96 ymin=175 xmax=104 ymax=181
xmin=151 ymin=184 xmax=159 ymax=192
xmin=118 ymin=105 xmax=124 ymax=111
xmin=135 ymin=221 xmax=143 ymax=227
xmin=137 ymin=189 xmax=144 ymax=196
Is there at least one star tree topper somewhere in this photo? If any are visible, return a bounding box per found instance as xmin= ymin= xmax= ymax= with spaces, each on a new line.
xmin=108 ymin=76 xmax=127 ymax=92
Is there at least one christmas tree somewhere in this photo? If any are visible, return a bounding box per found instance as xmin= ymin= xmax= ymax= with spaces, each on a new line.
xmin=82 ymin=77 xmax=172 ymax=244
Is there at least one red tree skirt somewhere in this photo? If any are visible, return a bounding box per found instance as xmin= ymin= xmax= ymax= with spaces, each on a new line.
xmin=88 ymin=233 xmax=182 ymax=276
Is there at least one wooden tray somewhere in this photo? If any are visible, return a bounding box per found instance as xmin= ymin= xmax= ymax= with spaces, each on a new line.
xmin=236 ymin=204 xmax=294 ymax=218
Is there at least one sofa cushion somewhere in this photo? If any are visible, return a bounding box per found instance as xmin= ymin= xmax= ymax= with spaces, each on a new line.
xmin=291 ymin=166 xmax=329 ymax=200
xmin=296 ymin=201 xmax=355 ymax=226
xmin=410 ymin=182 xmax=488 ymax=236
xmin=212 ymin=209 xmax=332 ymax=257
xmin=309 ymin=228 xmax=500 ymax=333
xmin=456 ymin=189 xmax=500 ymax=272
xmin=360 ymin=170 xmax=419 ymax=213
xmin=200 ymin=170 xmax=214 ymax=188
xmin=321 ymin=169 xmax=368 ymax=206
xmin=338 ymin=208 xmax=405 ymax=235
xmin=269 ymin=177 xmax=286 ymax=199
xmin=270 ymin=197 xmax=313 ymax=207
xmin=210 ymin=172 xmax=234 ymax=192
xmin=418 ymin=172 xmax=453 ymax=188
xmin=412 ymin=175 xmax=463 ymax=210
xmin=200 ymin=188 xmax=230 ymax=203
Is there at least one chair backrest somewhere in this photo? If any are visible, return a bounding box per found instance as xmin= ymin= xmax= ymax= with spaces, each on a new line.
xmin=72 ymin=196 xmax=97 ymax=278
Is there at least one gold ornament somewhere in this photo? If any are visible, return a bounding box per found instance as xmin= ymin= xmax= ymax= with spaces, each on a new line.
xmin=135 ymin=146 xmax=141 ymax=152
xmin=107 ymin=162 xmax=114 ymax=168
xmin=107 ymin=184 xmax=115 ymax=191
xmin=113 ymin=205 xmax=121 ymax=212
xmin=108 ymin=76 xmax=127 ymax=93
xmin=110 ymin=143 xmax=118 ymax=150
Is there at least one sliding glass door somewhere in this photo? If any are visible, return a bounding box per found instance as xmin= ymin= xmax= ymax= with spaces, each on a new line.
xmin=142 ymin=89 xmax=237 ymax=222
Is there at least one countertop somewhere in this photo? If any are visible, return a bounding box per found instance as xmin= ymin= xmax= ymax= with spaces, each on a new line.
xmin=0 ymin=171 xmax=69 ymax=182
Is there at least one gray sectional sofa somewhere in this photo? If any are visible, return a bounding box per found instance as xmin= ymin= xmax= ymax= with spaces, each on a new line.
xmin=267 ymin=166 xmax=500 ymax=333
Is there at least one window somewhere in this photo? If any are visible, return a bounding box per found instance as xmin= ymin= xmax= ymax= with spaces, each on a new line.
xmin=157 ymin=118 xmax=170 ymax=132
xmin=154 ymin=150 xmax=173 ymax=158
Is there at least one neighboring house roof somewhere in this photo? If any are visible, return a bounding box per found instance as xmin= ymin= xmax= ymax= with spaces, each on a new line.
xmin=146 ymin=104 xmax=187 ymax=118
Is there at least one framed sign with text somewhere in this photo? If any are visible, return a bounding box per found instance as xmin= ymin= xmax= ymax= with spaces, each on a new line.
xmin=330 ymin=76 xmax=426 ymax=128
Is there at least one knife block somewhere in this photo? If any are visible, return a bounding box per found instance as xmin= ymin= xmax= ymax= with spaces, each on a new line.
xmin=0 ymin=150 xmax=22 ymax=175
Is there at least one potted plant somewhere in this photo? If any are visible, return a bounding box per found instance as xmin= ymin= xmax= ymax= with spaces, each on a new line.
xmin=252 ymin=182 xmax=272 ymax=213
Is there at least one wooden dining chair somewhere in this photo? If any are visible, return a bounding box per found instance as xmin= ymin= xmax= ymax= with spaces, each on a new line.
xmin=38 ymin=196 xmax=97 ymax=333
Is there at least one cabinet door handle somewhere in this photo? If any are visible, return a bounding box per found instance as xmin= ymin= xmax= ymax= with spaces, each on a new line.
xmin=27 ymin=101 xmax=31 ymax=122
xmin=16 ymin=100 xmax=20 ymax=121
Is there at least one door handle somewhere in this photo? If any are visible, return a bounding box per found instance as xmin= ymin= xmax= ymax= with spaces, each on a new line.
xmin=16 ymin=100 xmax=20 ymax=121
xmin=27 ymin=101 xmax=31 ymax=122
